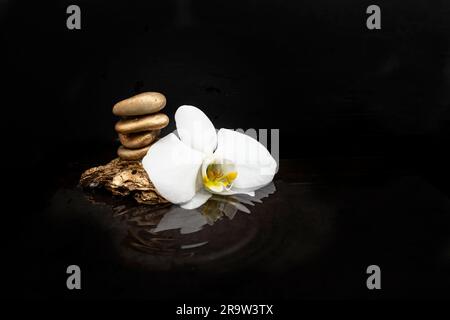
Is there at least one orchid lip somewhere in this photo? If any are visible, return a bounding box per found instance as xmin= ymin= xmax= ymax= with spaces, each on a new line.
xmin=201 ymin=157 xmax=238 ymax=194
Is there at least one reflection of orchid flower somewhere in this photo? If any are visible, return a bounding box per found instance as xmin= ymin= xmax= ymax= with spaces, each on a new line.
xmin=142 ymin=105 xmax=277 ymax=209
xmin=151 ymin=182 xmax=277 ymax=234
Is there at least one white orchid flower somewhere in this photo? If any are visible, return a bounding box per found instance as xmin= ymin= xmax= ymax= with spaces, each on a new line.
xmin=142 ymin=105 xmax=277 ymax=210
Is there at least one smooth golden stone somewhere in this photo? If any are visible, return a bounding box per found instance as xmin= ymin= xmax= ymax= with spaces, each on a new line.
xmin=112 ymin=92 xmax=166 ymax=116
xmin=117 ymin=145 xmax=151 ymax=161
xmin=118 ymin=130 xmax=160 ymax=149
xmin=115 ymin=113 xmax=169 ymax=134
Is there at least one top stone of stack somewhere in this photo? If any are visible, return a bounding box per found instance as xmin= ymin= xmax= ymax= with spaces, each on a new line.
xmin=112 ymin=92 xmax=166 ymax=116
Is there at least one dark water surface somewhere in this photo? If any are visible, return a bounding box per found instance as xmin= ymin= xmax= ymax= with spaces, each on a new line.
xmin=12 ymin=158 xmax=450 ymax=299
xmin=3 ymin=0 xmax=450 ymax=302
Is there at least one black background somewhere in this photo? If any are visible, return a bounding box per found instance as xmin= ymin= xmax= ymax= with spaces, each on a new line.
xmin=3 ymin=0 xmax=450 ymax=301
xmin=4 ymin=0 xmax=450 ymax=160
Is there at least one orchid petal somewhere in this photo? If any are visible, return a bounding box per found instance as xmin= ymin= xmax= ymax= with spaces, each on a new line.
xmin=214 ymin=129 xmax=277 ymax=190
xmin=142 ymin=133 xmax=203 ymax=204
xmin=180 ymin=189 xmax=212 ymax=210
xmin=175 ymin=105 xmax=217 ymax=154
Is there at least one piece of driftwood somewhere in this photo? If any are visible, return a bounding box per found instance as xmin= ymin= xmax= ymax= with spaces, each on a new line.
xmin=80 ymin=158 xmax=168 ymax=205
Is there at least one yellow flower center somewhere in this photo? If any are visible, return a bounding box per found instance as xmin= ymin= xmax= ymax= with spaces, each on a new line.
xmin=202 ymin=162 xmax=238 ymax=193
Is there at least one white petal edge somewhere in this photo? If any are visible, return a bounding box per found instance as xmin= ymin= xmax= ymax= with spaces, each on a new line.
xmin=214 ymin=129 xmax=277 ymax=190
xmin=180 ymin=189 xmax=212 ymax=210
xmin=142 ymin=133 xmax=204 ymax=204
xmin=175 ymin=105 xmax=217 ymax=155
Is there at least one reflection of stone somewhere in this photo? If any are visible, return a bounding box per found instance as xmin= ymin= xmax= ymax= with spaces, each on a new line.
xmin=80 ymin=158 xmax=168 ymax=205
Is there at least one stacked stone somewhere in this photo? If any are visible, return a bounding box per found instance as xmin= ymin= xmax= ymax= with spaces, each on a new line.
xmin=113 ymin=92 xmax=169 ymax=161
